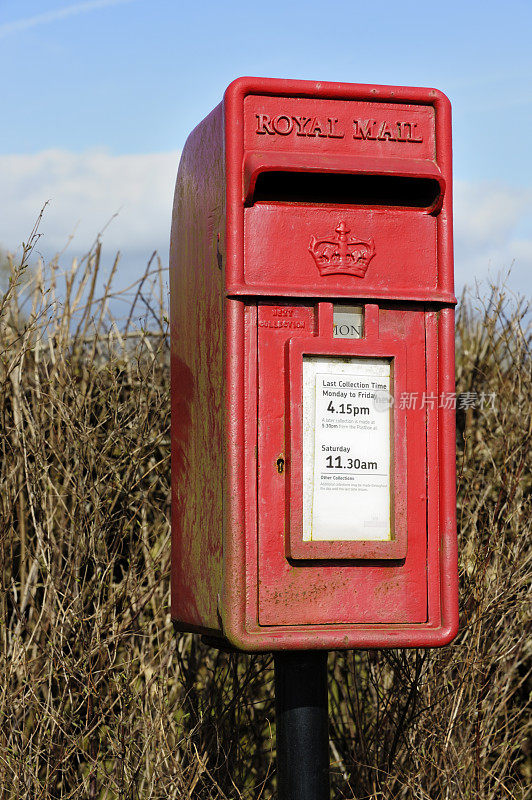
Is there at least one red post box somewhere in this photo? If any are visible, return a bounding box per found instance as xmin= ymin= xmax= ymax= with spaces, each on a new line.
xmin=170 ymin=77 xmax=458 ymax=651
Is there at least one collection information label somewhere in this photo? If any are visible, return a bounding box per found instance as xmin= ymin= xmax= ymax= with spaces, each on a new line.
xmin=302 ymin=358 xmax=392 ymax=541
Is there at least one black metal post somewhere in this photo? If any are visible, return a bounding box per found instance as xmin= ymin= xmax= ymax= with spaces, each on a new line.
xmin=274 ymin=651 xmax=330 ymax=800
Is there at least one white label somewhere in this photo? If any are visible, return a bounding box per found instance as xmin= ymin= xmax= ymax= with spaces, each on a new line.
xmin=333 ymin=305 xmax=364 ymax=339
xmin=302 ymin=358 xmax=392 ymax=542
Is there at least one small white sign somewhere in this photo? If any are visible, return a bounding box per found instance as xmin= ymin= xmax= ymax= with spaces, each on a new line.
xmin=302 ymin=358 xmax=392 ymax=542
xmin=333 ymin=305 xmax=364 ymax=339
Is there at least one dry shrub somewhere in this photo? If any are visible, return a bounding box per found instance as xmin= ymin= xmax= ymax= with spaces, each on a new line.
xmin=0 ymin=223 xmax=529 ymax=799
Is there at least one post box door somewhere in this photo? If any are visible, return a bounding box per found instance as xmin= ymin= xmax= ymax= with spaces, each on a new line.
xmin=256 ymin=302 xmax=429 ymax=627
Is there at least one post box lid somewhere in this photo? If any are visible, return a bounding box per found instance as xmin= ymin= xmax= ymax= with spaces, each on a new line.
xmin=222 ymin=77 xmax=455 ymax=305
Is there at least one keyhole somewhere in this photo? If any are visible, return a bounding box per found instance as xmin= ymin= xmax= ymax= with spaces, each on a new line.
xmin=276 ymin=457 xmax=285 ymax=474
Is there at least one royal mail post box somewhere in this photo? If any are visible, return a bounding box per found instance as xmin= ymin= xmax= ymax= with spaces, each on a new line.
xmin=170 ymin=77 xmax=459 ymax=650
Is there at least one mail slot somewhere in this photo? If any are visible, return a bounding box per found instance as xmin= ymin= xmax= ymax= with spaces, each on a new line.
xmin=170 ymin=77 xmax=458 ymax=650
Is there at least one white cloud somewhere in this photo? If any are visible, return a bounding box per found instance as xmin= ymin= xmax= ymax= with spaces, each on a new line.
xmin=453 ymin=180 xmax=532 ymax=295
xmin=0 ymin=148 xmax=179 ymax=280
xmin=0 ymin=150 xmax=530 ymax=297
xmin=454 ymin=182 xmax=527 ymax=247
xmin=0 ymin=0 xmax=137 ymax=38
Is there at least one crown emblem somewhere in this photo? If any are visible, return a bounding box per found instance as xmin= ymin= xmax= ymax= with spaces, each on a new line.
xmin=309 ymin=221 xmax=375 ymax=278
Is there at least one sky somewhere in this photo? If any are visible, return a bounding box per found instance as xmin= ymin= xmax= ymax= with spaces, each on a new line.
xmin=0 ymin=0 xmax=531 ymax=301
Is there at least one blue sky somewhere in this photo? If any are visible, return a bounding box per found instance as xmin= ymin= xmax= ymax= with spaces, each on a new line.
xmin=0 ymin=0 xmax=531 ymax=297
